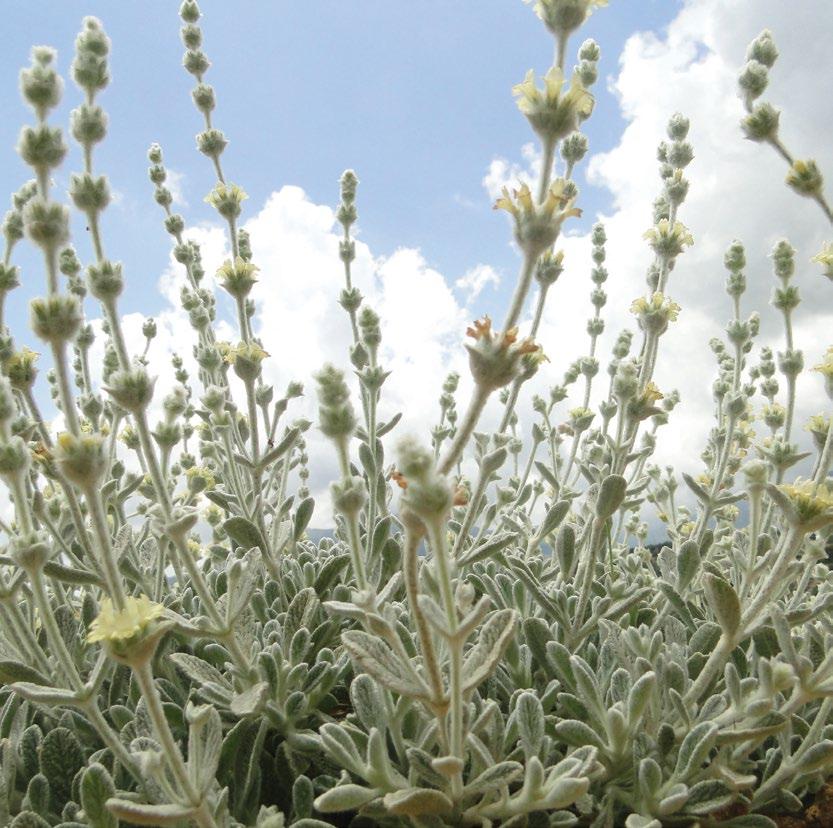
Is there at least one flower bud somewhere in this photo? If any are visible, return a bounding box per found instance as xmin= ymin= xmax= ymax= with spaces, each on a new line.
xmin=181 ymin=23 xmax=202 ymax=50
xmin=738 ymin=60 xmax=768 ymax=101
xmin=105 ymin=367 xmax=155 ymax=412
xmin=746 ymin=30 xmax=778 ymax=69
xmin=227 ymin=341 xmax=268 ymax=382
xmin=771 ymin=239 xmax=795 ymax=281
xmin=331 ymin=476 xmax=366 ymax=517
xmin=23 ymin=198 xmax=70 ymax=251
xmin=741 ymin=102 xmax=779 ymax=142
xmin=56 ymin=431 xmax=106 ymax=488
xmin=205 ymin=181 xmax=246 ymax=219
xmin=30 ymin=294 xmax=82 ymax=343
xmin=20 ymin=47 xmax=63 ymax=117
xmin=786 ymin=160 xmax=823 ymax=198
xmin=3 ymin=348 xmax=39 ymax=391
xmin=69 ymin=173 xmax=110 ymax=213
xmin=191 ymin=83 xmax=215 ymax=114
xmin=315 ymin=364 xmax=356 ymax=439
xmin=196 ymin=128 xmax=228 ymax=160
xmin=0 ymin=435 xmax=29 ymax=480
xmin=183 ymin=50 xmax=210 ymax=77
xmin=667 ymin=112 xmax=690 ymax=141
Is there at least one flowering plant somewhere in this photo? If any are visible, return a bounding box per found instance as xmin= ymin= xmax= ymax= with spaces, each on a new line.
xmin=0 ymin=3 xmax=831 ymax=828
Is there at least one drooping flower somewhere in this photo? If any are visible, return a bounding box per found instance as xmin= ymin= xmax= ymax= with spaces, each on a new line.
xmin=87 ymin=595 xmax=165 ymax=644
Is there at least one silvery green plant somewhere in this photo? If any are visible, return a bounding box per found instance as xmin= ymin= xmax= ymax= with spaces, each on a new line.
xmin=0 ymin=2 xmax=831 ymax=826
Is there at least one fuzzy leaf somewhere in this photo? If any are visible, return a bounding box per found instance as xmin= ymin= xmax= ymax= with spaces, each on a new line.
xmin=293 ymin=497 xmax=315 ymax=541
xmin=383 ymin=787 xmax=453 ymax=817
xmin=80 ymin=764 xmax=117 ymax=828
xmin=464 ymin=761 xmax=523 ymax=795
xmin=39 ymin=727 xmax=83 ymax=808
xmin=516 ymin=692 xmax=545 ymax=758
xmin=674 ymin=722 xmax=717 ymax=779
xmin=461 ymin=609 xmax=518 ymax=693
xmin=342 ymin=630 xmax=426 ymax=699
xmin=105 ymin=799 xmax=195 ymax=825
xmin=596 ymin=474 xmax=627 ymax=520
xmin=314 ymin=784 xmax=379 ymax=813
xmin=223 ymin=516 xmax=266 ymax=551
xmin=703 ymin=574 xmax=740 ymax=637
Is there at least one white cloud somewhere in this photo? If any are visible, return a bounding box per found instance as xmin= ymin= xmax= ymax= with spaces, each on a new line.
xmin=521 ymin=0 xmax=833 ymax=486
xmin=483 ymin=142 xmax=542 ymax=201
xmin=166 ymin=168 xmax=188 ymax=207
xmin=456 ymin=264 xmax=501 ymax=304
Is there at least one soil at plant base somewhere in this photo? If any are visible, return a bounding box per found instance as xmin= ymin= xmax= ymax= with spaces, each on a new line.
xmin=712 ymin=782 xmax=833 ymax=828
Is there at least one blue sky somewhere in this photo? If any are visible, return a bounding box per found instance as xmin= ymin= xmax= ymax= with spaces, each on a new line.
xmin=1 ymin=0 xmax=681 ymax=333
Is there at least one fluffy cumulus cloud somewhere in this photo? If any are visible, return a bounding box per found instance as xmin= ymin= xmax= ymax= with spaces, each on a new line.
xmin=491 ymin=0 xmax=833 ymax=481
xmin=116 ymin=0 xmax=832 ymax=527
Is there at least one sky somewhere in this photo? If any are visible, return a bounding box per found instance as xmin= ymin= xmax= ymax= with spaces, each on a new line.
xmin=1 ymin=0 xmax=832 ymax=528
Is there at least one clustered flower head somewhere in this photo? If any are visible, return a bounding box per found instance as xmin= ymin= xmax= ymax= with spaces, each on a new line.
xmin=527 ymin=0 xmax=608 ymax=38
xmin=513 ymin=67 xmax=593 ymax=142
xmin=217 ymin=256 xmax=258 ymax=298
xmin=204 ymin=181 xmax=247 ymax=219
xmin=630 ymin=291 xmax=681 ymax=334
xmin=465 ymin=315 xmax=545 ymax=391
xmin=395 ymin=435 xmax=452 ymax=520
xmin=225 ymin=340 xmax=268 ymax=381
xmin=777 ymin=479 xmax=833 ymax=528
xmin=3 ymin=347 xmax=39 ymax=390
xmin=87 ymin=594 xmax=165 ymax=644
xmin=494 ymin=178 xmax=581 ymax=256
xmin=812 ymin=242 xmax=833 ymax=280
xmin=814 ymin=346 xmax=833 ymax=399
xmin=643 ymin=218 xmax=693 ymax=258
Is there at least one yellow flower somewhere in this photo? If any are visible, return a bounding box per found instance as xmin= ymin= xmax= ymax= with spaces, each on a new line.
xmin=217 ymin=256 xmax=259 ymax=298
xmin=224 ymin=341 xmax=269 ymax=365
xmin=811 ymin=242 xmax=833 ymax=278
xmin=643 ymin=382 xmax=663 ymax=405
xmin=812 ymin=346 xmax=833 ymax=377
xmin=87 ymin=595 xmax=164 ymax=644
xmin=119 ymin=425 xmax=140 ymax=449
xmin=643 ymin=219 xmax=694 ymax=258
xmin=513 ymin=66 xmax=594 ymax=140
xmin=3 ymin=347 xmax=39 ymax=390
xmin=185 ymin=464 xmax=216 ymax=491
xmin=494 ymin=179 xmax=581 ymax=255
xmin=778 ymin=479 xmax=833 ymax=525
xmin=204 ymin=182 xmax=247 ymax=213
xmin=630 ymin=292 xmax=681 ymax=334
